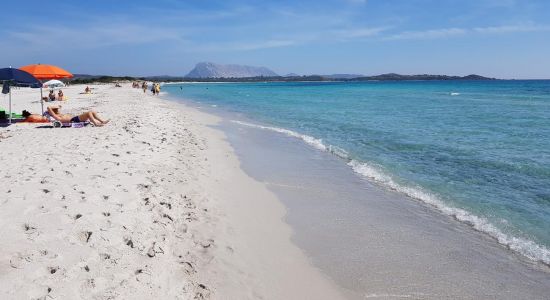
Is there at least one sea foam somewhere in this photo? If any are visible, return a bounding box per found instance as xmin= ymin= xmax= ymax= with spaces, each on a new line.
xmin=231 ymin=119 xmax=550 ymax=266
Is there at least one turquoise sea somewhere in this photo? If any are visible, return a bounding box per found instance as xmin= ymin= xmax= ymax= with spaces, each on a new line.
xmin=165 ymin=80 xmax=550 ymax=265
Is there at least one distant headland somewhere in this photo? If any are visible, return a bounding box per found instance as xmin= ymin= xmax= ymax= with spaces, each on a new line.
xmin=69 ymin=62 xmax=496 ymax=84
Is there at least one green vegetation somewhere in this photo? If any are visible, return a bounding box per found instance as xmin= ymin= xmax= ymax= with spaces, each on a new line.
xmin=69 ymin=74 xmax=495 ymax=84
xmin=70 ymin=76 xmax=141 ymax=85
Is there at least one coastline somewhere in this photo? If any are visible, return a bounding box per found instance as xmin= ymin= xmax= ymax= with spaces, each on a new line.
xmin=0 ymin=84 xmax=344 ymax=299
xmin=161 ymin=80 xmax=550 ymax=268
xmin=164 ymin=84 xmax=550 ymax=299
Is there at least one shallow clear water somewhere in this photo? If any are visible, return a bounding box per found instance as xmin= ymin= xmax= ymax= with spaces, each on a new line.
xmin=165 ymin=80 xmax=550 ymax=264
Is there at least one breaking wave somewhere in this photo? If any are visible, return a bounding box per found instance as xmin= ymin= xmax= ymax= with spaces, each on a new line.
xmin=231 ymin=119 xmax=550 ymax=266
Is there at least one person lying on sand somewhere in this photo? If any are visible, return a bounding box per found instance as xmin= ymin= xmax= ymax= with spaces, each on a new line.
xmin=47 ymin=105 xmax=109 ymax=127
xmin=22 ymin=110 xmax=49 ymax=122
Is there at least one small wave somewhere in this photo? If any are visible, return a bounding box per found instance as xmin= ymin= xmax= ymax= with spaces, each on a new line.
xmin=348 ymin=160 xmax=550 ymax=265
xmin=450 ymin=92 xmax=460 ymax=96
xmin=231 ymin=120 xmax=349 ymax=158
xmin=231 ymin=119 xmax=550 ymax=266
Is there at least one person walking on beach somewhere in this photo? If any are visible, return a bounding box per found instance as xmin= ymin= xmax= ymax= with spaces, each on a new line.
xmin=151 ymin=83 xmax=160 ymax=95
xmin=154 ymin=83 xmax=160 ymax=95
xmin=142 ymin=82 xmax=147 ymax=93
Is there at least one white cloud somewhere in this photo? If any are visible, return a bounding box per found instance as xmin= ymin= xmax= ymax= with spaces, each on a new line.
xmin=333 ymin=27 xmax=389 ymax=39
xmin=385 ymin=28 xmax=467 ymax=40
xmin=229 ymin=40 xmax=298 ymax=51
xmin=7 ymin=22 xmax=185 ymax=49
xmin=474 ymin=24 xmax=550 ymax=34
xmin=380 ymin=23 xmax=550 ymax=42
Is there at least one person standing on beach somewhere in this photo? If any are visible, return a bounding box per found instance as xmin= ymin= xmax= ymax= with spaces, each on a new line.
xmin=154 ymin=83 xmax=160 ymax=95
xmin=142 ymin=82 xmax=147 ymax=93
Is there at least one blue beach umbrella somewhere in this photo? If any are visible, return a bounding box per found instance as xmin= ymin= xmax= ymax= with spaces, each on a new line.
xmin=0 ymin=67 xmax=42 ymax=124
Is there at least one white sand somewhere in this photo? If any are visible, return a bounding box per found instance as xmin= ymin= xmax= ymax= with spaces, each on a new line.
xmin=0 ymin=85 xmax=344 ymax=299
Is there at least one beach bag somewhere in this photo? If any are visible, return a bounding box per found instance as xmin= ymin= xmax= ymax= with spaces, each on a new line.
xmin=2 ymin=82 xmax=10 ymax=94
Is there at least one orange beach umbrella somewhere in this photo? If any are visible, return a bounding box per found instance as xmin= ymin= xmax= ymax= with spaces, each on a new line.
xmin=19 ymin=64 xmax=73 ymax=80
xmin=19 ymin=64 xmax=73 ymax=113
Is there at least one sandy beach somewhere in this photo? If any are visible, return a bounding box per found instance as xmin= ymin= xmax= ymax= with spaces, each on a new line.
xmin=0 ymin=84 xmax=344 ymax=299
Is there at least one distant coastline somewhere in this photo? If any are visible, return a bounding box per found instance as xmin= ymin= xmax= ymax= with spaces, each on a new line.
xmin=69 ymin=73 xmax=498 ymax=84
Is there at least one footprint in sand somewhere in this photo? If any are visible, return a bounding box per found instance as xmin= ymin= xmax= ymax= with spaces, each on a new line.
xmin=23 ymin=223 xmax=38 ymax=236
xmin=194 ymin=283 xmax=211 ymax=300
xmin=124 ymin=236 xmax=135 ymax=248
xmin=146 ymin=242 xmax=164 ymax=257
xmin=9 ymin=252 xmax=33 ymax=269
xmin=178 ymin=260 xmax=196 ymax=275
xmin=48 ymin=266 xmax=59 ymax=274
xmin=174 ymin=221 xmax=188 ymax=239
xmin=159 ymin=201 xmax=172 ymax=210
xmin=78 ymin=231 xmax=93 ymax=243
xmin=199 ymin=239 xmax=214 ymax=249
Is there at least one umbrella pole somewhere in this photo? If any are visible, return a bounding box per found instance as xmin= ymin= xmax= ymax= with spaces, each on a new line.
xmin=8 ymin=86 xmax=12 ymax=124
xmin=40 ymin=86 xmax=44 ymax=114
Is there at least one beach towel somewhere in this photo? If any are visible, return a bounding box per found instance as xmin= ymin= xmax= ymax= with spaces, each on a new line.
xmin=52 ymin=120 xmax=91 ymax=128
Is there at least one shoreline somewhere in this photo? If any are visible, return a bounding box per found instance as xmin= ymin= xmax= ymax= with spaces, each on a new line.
xmin=163 ymin=84 xmax=550 ymax=299
xmin=163 ymin=83 xmax=550 ymax=268
xmin=0 ymin=84 xmax=344 ymax=299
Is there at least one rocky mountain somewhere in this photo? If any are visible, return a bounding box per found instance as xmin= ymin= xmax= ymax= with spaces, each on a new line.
xmin=186 ymin=62 xmax=278 ymax=78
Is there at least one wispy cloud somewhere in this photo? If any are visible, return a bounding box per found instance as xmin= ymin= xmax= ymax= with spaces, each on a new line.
xmin=474 ymin=24 xmax=550 ymax=34
xmin=332 ymin=27 xmax=389 ymax=39
xmin=7 ymin=22 xmax=185 ymax=49
xmin=381 ymin=23 xmax=550 ymax=41
xmin=226 ymin=40 xmax=298 ymax=51
xmin=384 ymin=28 xmax=467 ymax=40
xmin=202 ymin=26 xmax=388 ymax=52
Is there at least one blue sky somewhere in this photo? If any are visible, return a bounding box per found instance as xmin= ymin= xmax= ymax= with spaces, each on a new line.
xmin=1 ymin=0 xmax=549 ymax=78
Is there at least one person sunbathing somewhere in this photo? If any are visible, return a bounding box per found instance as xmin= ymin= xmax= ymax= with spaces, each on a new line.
xmin=22 ymin=110 xmax=49 ymax=122
xmin=47 ymin=105 xmax=109 ymax=127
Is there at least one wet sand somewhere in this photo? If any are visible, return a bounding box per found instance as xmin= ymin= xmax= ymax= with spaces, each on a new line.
xmin=212 ymin=110 xmax=550 ymax=300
